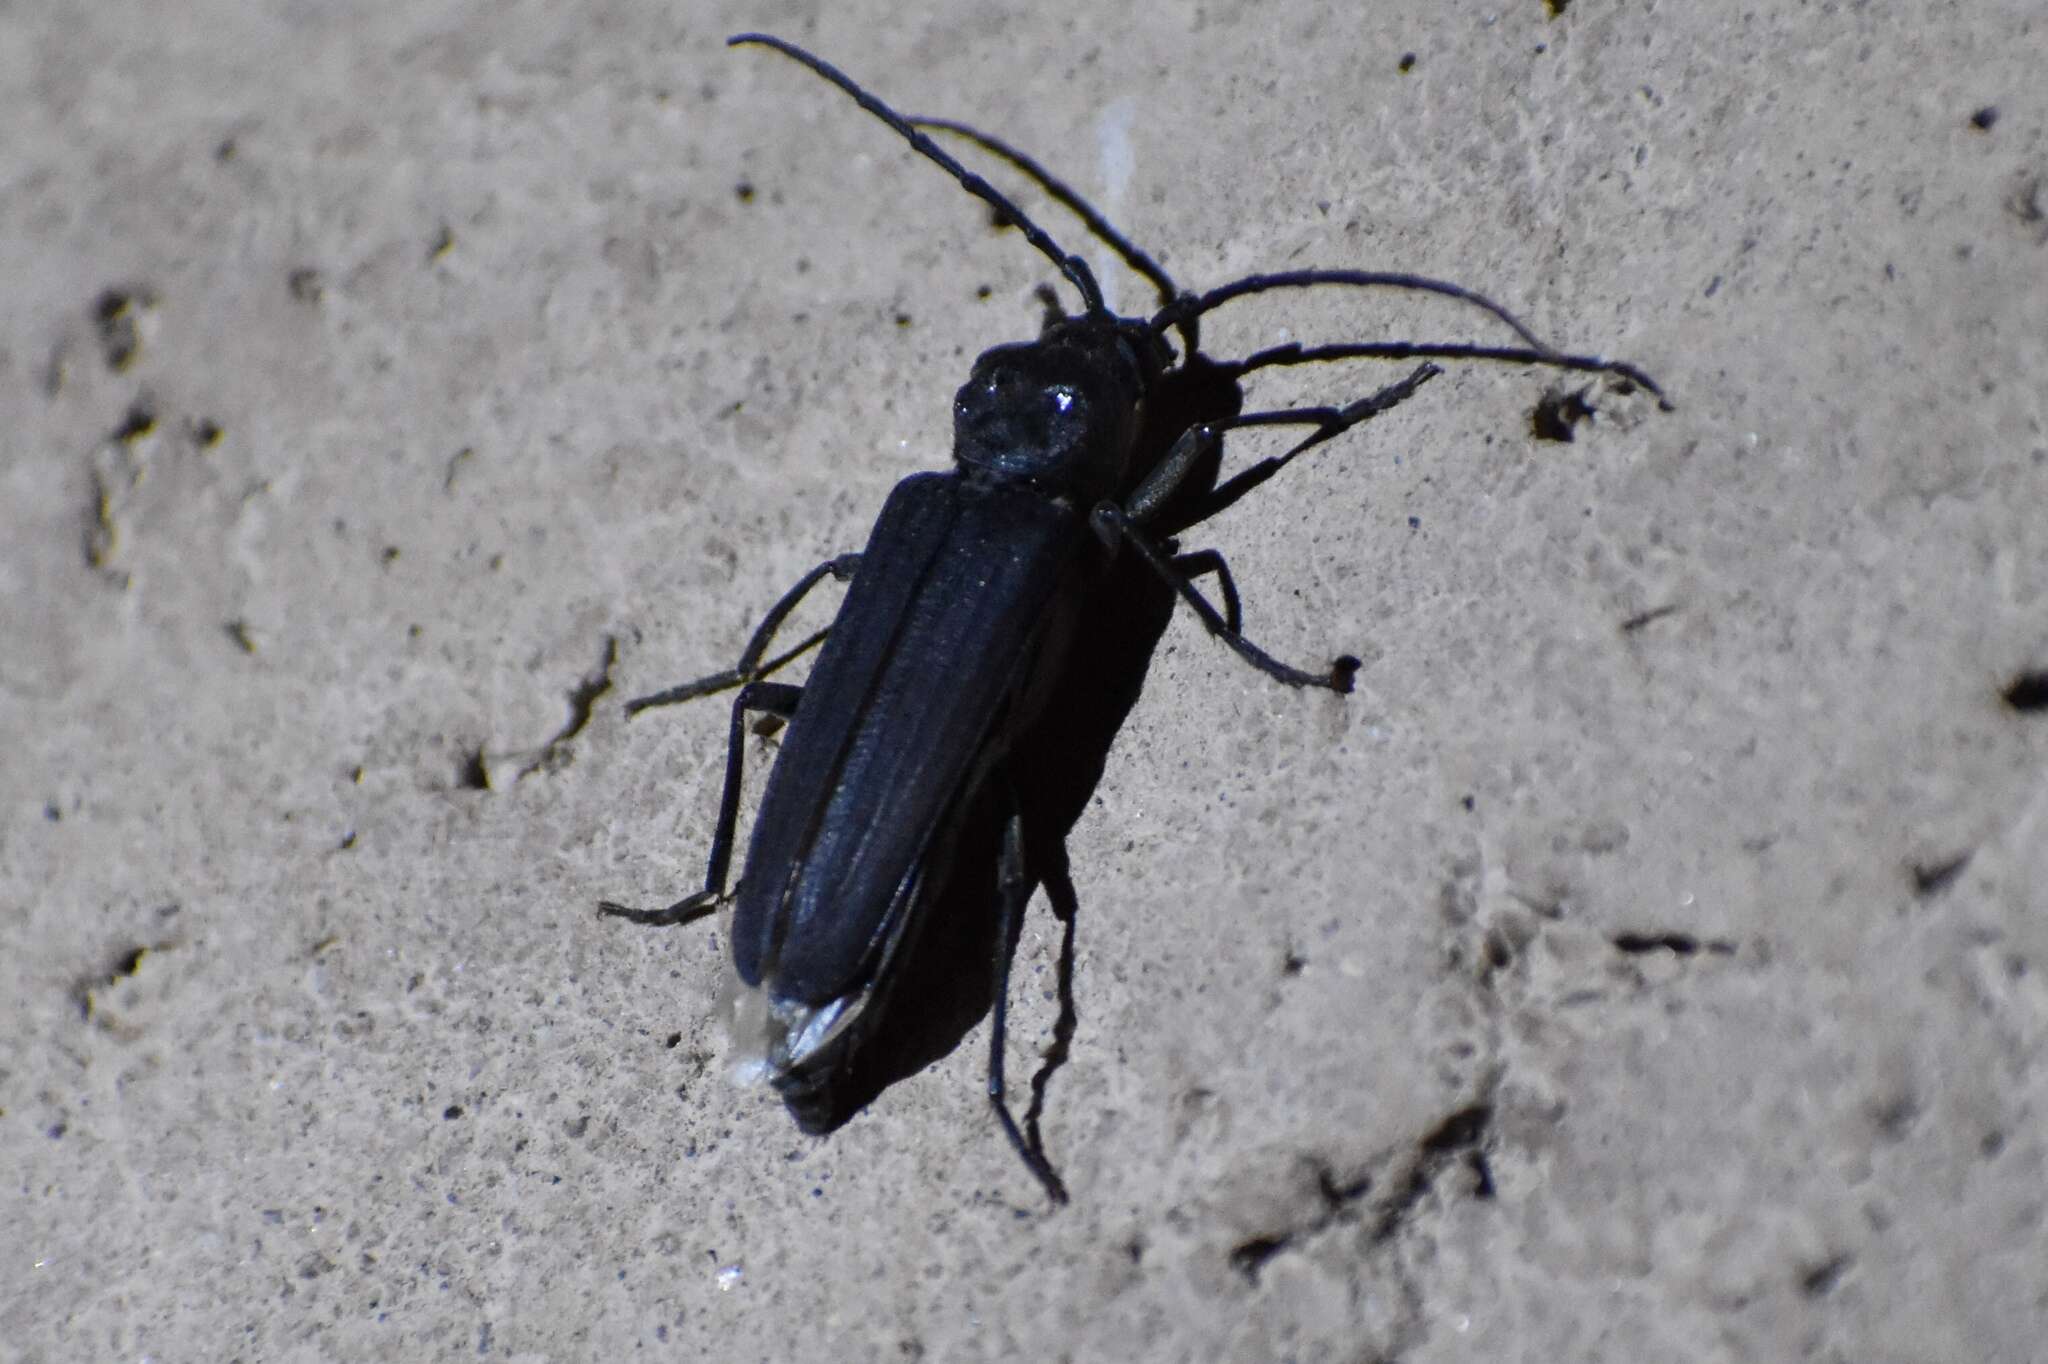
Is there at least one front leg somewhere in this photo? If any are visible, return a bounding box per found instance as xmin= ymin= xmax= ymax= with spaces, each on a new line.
xmin=1094 ymin=363 xmax=1443 ymax=692
xmin=1127 ymin=364 xmax=1440 ymax=536
xmin=1093 ymin=504 xmax=1357 ymax=692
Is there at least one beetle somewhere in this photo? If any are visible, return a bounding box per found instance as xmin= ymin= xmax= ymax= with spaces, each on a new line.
xmin=600 ymin=32 xmax=1668 ymax=1204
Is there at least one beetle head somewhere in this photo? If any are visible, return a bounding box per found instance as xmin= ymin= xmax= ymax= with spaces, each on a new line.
xmin=952 ymin=318 xmax=1168 ymax=503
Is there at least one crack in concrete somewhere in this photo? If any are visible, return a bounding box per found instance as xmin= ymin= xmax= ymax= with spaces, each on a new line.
xmin=516 ymin=636 xmax=619 ymax=780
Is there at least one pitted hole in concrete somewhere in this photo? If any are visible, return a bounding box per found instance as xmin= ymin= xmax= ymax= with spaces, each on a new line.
xmin=2002 ymin=669 xmax=2048 ymax=712
xmin=457 ymin=746 xmax=492 ymax=791
xmin=1911 ymin=851 xmax=1971 ymax=897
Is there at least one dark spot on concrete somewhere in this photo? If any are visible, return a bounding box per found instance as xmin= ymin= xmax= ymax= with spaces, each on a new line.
xmin=1315 ymin=1164 xmax=1372 ymax=1207
xmin=1228 ymin=1234 xmax=1289 ymax=1283
xmin=1612 ymin=932 xmax=1736 ymax=957
xmin=1531 ymin=385 xmax=1596 ymax=442
xmin=75 ymin=943 xmax=165 ymax=1022
xmin=1871 ymin=1093 xmax=1919 ymax=1141
xmin=1800 ymin=1252 xmax=1853 ymax=1297
xmin=1398 ymin=53 xmax=1417 ymax=73
xmin=114 ymin=403 xmax=156 ymax=442
xmin=443 ymin=1104 xmax=464 ymax=1119
xmin=1911 ymin=851 xmax=1971 ymax=896
xmin=734 ymin=181 xmax=755 ymax=204
xmin=2007 ymin=175 xmax=2044 ymax=229
xmin=1969 ymin=106 xmax=1998 ymax=131
xmin=94 ymin=287 xmax=153 ymax=370
xmin=457 ymin=747 xmax=491 ymax=791
xmin=2001 ymin=670 xmax=2048 ymax=712
xmin=1370 ymin=1105 xmax=1496 ymax=1245
xmin=444 ymin=446 xmax=474 ymax=492
xmin=1420 ymin=1105 xmax=1491 ymax=1155
xmin=1621 ymin=604 xmax=1680 ymax=633
xmin=288 ymin=268 xmax=323 ymax=303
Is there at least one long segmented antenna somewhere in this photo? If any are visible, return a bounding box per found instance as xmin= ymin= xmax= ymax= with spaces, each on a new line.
xmin=1153 ymin=269 xmax=1672 ymax=408
xmin=729 ymin=34 xmax=1106 ymax=316
xmin=907 ymin=117 xmax=1181 ymax=308
xmin=910 ymin=115 xmax=1199 ymax=355
xmin=1230 ymin=340 xmax=1669 ymax=404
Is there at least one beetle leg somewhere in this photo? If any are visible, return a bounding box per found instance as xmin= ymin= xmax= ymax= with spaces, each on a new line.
xmin=1129 ymin=363 xmax=1441 ymax=535
xmin=622 ymin=553 xmax=861 ymax=715
xmin=987 ymin=785 xmax=1070 ymax=1206
xmin=1175 ymin=363 xmax=1441 ymax=530
xmin=1093 ymin=504 xmax=1359 ymax=693
xmin=598 ymin=680 xmax=804 ymax=925
xmin=1171 ymin=548 xmax=1243 ymax=636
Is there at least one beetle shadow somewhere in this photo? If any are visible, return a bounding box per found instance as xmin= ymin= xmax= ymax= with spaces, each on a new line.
xmin=799 ymin=354 xmax=1243 ymax=1141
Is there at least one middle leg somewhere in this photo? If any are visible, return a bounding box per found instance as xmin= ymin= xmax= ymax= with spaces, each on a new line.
xmin=598 ymin=679 xmax=803 ymax=925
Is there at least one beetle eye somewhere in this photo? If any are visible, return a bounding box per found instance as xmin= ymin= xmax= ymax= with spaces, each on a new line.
xmin=1049 ymin=385 xmax=1075 ymax=414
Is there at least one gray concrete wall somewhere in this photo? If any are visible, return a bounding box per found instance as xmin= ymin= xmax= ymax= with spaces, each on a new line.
xmin=4 ymin=2 xmax=2042 ymax=1360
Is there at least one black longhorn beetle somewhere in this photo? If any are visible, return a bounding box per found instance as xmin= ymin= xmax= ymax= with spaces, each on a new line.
xmin=600 ymin=32 xmax=1668 ymax=1204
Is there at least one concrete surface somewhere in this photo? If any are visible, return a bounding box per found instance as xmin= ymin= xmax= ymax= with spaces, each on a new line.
xmin=4 ymin=2 xmax=2043 ymax=1361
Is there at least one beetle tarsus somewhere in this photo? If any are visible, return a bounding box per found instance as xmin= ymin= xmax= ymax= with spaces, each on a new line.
xmin=596 ymin=890 xmax=720 ymax=926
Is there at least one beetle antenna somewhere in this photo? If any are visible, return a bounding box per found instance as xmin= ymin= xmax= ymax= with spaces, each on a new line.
xmin=910 ymin=115 xmax=1199 ymax=356
xmin=1225 ymin=340 xmax=1669 ymax=405
xmin=1153 ymin=268 xmax=1670 ymax=408
xmin=729 ymin=34 xmax=1106 ymax=316
xmin=907 ymin=118 xmax=1180 ymax=306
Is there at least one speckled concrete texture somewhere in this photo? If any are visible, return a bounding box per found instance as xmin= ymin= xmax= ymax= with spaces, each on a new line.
xmin=4 ymin=2 xmax=2043 ymax=1361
